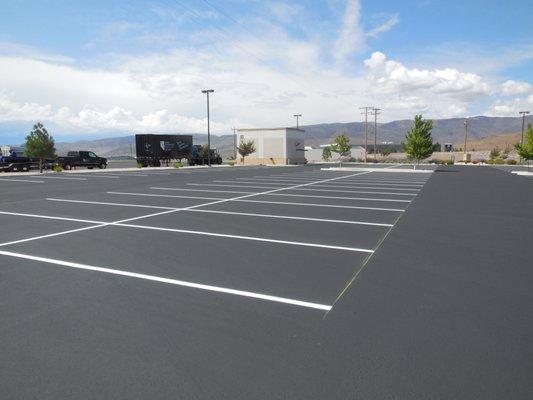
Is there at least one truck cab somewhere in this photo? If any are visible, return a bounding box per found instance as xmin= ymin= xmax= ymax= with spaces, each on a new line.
xmin=58 ymin=151 xmax=107 ymax=170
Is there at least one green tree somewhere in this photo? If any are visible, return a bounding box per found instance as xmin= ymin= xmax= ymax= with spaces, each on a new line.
xmin=403 ymin=115 xmax=434 ymax=168
xmin=237 ymin=139 xmax=256 ymax=164
xmin=330 ymin=134 xmax=351 ymax=166
xmin=489 ymin=147 xmax=500 ymax=160
xmin=24 ymin=122 xmax=56 ymax=172
xmin=515 ymin=123 xmax=533 ymax=171
xmin=199 ymin=145 xmax=210 ymax=164
xmin=322 ymin=146 xmax=332 ymax=162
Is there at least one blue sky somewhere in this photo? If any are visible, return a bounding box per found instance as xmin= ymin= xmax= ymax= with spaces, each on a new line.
xmin=1 ymin=0 xmax=532 ymax=142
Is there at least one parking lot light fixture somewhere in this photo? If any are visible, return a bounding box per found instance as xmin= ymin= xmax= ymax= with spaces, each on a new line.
xmin=202 ymin=89 xmax=215 ymax=166
xmin=293 ymin=114 xmax=302 ymax=129
xmin=519 ymin=111 xmax=530 ymax=145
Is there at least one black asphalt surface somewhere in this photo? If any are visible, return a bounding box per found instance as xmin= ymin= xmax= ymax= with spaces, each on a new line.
xmin=0 ymin=165 xmax=531 ymax=399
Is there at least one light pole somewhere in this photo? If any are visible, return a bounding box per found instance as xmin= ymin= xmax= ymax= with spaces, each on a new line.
xmin=360 ymin=106 xmax=372 ymax=163
xmin=519 ymin=111 xmax=530 ymax=145
xmin=293 ymin=114 xmax=302 ymax=129
xmin=463 ymin=118 xmax=468 ymax=162
xmin=372 ymin=108 xmax=381 ymax=162
xmin=233 ymin=127 xmax=237 ymax=160
xmin=201 ymin=89 xmax=214 ymax=166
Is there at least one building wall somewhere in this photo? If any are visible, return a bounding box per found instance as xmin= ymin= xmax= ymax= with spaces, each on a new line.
xmin=236 ymin=128 xmax=305 ymax=165
xmin=285 ymin=128 xmax=305 ymax=164
xmin=305 ymin=147 xmax=366 ymax=163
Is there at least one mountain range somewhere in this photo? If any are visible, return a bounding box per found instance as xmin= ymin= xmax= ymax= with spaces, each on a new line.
xmin=4 ymin=115 xmax=532 ymax=159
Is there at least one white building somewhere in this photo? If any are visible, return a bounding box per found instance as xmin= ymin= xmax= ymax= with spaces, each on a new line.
xmin=236 ymin=127 xmax=305 ymax=165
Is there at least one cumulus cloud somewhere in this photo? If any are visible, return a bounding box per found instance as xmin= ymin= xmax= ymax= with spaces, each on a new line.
xmin=364 ymin=51 xmax=491 ymax=101
xmin=486 ymin=95 xmax=533 ymax=117
xmin=501 ymin=80 xmax=532 ymax=96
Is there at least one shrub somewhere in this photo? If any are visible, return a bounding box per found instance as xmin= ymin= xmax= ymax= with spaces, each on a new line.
xmin=493 ymin=158 xmax=505 ymax=165
xmin=443 ymin=159 xmax=454 ymax=165
xmin=173 ymin=162 xmax=183 ymax=168
xmin=53 ymin=164 xmax=63 ymax=173
xmin=226 ymin=161 xmax=235 ymax=166
xmin=136 ymin=163 xmax=143 ymax=168
xmin=506 ymin=159 xmax=517 ymax=165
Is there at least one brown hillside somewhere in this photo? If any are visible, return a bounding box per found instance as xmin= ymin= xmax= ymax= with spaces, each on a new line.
xmin=456 ymin=132 xmax=521 ymax=151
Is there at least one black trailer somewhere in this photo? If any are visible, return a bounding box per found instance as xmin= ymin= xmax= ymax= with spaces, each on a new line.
xmin=0 ymin=156 xmax=54 ymax=172
xmin=135 ymin=134 xmax=193 ymax=167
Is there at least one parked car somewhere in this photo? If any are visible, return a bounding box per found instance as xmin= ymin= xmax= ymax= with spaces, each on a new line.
xmin=57 ymin=151 xmax=107 ymax=170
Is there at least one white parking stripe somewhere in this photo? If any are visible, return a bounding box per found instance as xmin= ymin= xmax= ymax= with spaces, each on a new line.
xmin=0 ymin=210 xmax=105 ymax=224
xmin=39 ymin=175 xmax=88 ymax=181
xmin=186 ymin=209 xmax=393 ymax=227
xmin=0 ymin=178 xmax=44 ymax=183
xmin=47 ymin=198 xmax=177 ymax=210
xmin=108 ymin=191 xmax=225 ymax=201
xmin=117 ymin=223 xmax=375 ymax=253
xmin=213 ymin=180 xmax=421 ymax=191
xmin=114 ymin=190 xmax=411 ymax=203
xmin=5 ymin=171 xmax=373 ymax=248
xmin=0 ymin=250 xmax=332 ymax=311
xmin=82 ymin=174 xmax=120 ymax=179
xmin=0 ymin=208 xmax=380 ymax=250
xmin=47 ymin=197 xmax=405 ymax=212
xmin=238 ymin=177 xmax=426 ymax=186
xmin=183 ymin=183 xmax=417 ymax=196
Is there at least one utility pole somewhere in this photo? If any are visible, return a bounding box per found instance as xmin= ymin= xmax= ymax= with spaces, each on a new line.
xmin=201 ymin=89 xmax=214 ymax=166
xmin=372 ymin=108 xmax=381 ymax=162
xmin=233 ymin=127 xmax=237 ymax=160
xmin=359 ymin=106 xmax=372 ymax=163
xmin=519 ymin=111 xmax=530 ymax=145
xmin=463 ymin=118 xmax=469 ymax=162
xmin=293 ymin=114 xmax=302 ymax=129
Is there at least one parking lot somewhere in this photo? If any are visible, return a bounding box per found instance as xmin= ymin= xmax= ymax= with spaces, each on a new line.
xmin=1 ymin=164 xmax=531 ymax=399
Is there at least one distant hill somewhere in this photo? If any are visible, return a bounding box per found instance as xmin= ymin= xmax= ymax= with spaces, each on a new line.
xmin=9 ymin=115 xmax=533 ymax=159
xmin=302 ymin=116 xmax=532 ymax=146
xmin=458 ymin=132 xmax=522 ymax=151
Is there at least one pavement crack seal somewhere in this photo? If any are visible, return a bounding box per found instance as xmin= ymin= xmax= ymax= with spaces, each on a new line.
xmin=323 ymin=171 xmax=434 ymax=319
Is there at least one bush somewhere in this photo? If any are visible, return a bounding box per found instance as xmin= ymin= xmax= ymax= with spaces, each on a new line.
xmin=226 ymin=161 xmax=235 ymax=166
xmin=136 ymin=163 xmax=143 ymax=168
xmin=443 ymin=159 xmax=454 ymax=165
xmin=173 ymin=162 xmax=183 ymax=168
xmin=493 ymin=158 xmax=505 ymax=165
xmin=53 ymin=164 xmax=63 ymax=173
xmin=506 ymin=159 xmax=517 ymax=165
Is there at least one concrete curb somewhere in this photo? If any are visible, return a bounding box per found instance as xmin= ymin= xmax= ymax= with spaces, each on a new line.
xmin=511 ymin=171 xmax=533 ymax=176
xmin=321 ymin=167 xmax=434 ymax=173
xmin=0 ymin=165 xmax=233 ymax=177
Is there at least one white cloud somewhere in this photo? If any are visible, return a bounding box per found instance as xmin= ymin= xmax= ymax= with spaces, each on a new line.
xmin=364 ymin=51 xmax=491 ymax=101
xmin=366 ymin=14 xmax=400 ymax=38
xmin=486 ymin=95 xmax=533 ymax=117
xmin=501 ymin=80 xmax=532 ymax=96
xmin=334 ymin=0 xmax=364 ymax=62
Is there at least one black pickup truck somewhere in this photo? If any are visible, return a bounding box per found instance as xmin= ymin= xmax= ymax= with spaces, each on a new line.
xmin=57 ymin=151 xmax=107 ymax=170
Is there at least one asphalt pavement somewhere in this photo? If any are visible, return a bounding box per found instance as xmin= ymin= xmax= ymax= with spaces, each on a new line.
xmin=0 ymin=164 xmax=531 ymax=399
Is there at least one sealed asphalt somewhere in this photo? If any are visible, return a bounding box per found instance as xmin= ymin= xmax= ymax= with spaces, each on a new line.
xmin=0 ymin=164 xmax=531 ymax=399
